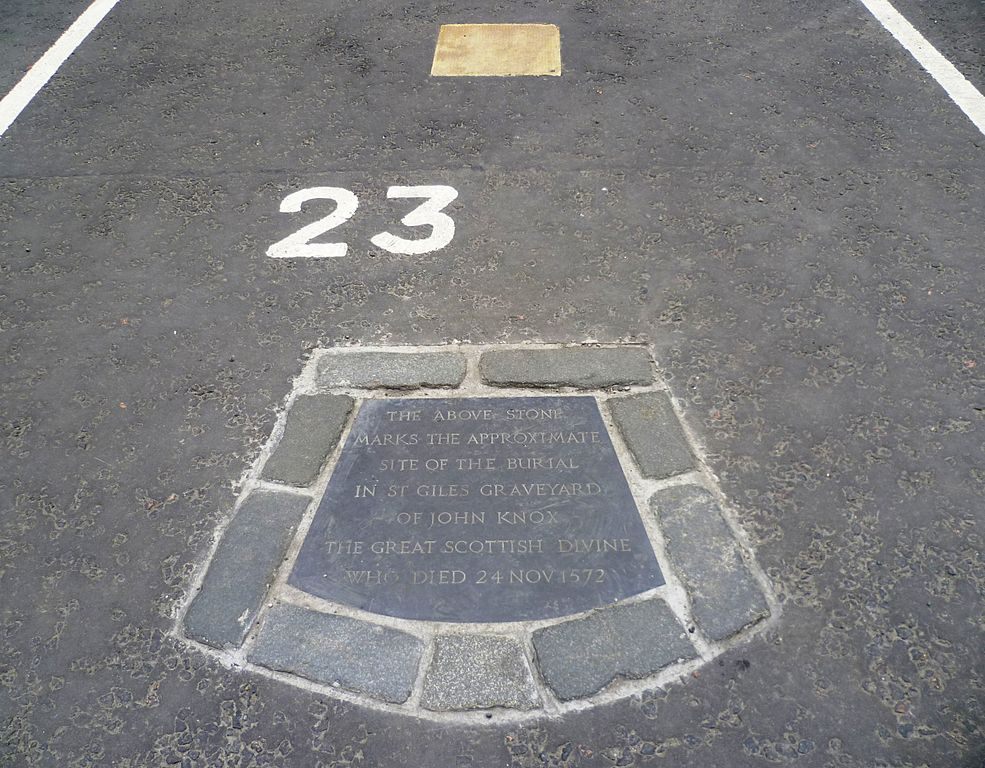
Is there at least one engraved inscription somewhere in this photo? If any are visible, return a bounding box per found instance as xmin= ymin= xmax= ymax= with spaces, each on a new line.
xmin=289 ymin=396 xmax=664 ymax=622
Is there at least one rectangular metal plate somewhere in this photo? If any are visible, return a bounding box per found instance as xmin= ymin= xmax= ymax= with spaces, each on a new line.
xmin=431 ymin=24 xmax=562 ymax=77
xmin=289 ymin=396 xmax=663 ymax=622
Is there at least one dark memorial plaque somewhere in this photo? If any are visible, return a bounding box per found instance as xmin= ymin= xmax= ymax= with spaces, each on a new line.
xmin=289 ymin=396 xmax=664 ymax=622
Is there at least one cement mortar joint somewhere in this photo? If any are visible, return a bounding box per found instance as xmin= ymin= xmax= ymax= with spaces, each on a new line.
xmin=173 ymin=342 xmax=779 ymax=725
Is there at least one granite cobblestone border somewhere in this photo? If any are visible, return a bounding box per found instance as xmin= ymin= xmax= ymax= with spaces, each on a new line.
xmin=175 ymin=343 xmax=776 ymax=723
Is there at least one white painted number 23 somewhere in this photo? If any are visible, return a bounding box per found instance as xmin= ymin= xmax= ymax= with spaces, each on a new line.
xmin=266 ymin=185 xmax=458 ymax=259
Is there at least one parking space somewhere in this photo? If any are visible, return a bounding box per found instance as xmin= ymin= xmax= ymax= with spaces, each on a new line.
xmin=0 ymin=0 xmax=982 ymax=764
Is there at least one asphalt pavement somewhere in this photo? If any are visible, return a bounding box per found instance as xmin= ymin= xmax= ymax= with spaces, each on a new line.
xmin=0 ymin=0 xmax=983 ymax=765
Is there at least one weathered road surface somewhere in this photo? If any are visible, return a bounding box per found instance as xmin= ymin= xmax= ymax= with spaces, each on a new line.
xmin=1 ymin=0 xmax=982 ymax=765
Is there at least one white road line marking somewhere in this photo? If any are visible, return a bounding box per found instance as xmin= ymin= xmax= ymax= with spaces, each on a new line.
xmin=858 ymin=0 xmax=985 ymax=136
xmin=0 ymin=0 xmax=122 ymax=138
xmin=2 ymin=0 xmax=980 ymax=143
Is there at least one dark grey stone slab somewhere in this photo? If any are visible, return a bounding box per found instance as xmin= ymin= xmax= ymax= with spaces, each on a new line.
xmin=288 ymin=396 xmax=663 ymax=622
xmin=184 ymin=491 xmax=310 ymax=649
xmin=421 ymin=635 xmax=540 ymax=711
xmin=532 ymin=599 xmax=695 ymax=701
xmin=249 ymin=604 xmax=423 ymax=703
xmin=317 ymin=350 xmax=467 ymax=389
xmin=608 ymin=392 xmax=695 ymax=479
xmin=651 ymin=485 xmax=770 ymax=641
xmin=261 ymin=394 xmax=354 ymax=487
xmin=479 ymin=347 xmax=653 ymax=388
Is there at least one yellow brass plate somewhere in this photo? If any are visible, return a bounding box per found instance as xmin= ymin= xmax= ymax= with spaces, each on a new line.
xmin=431 ymin=24 xmax=561 ymax=77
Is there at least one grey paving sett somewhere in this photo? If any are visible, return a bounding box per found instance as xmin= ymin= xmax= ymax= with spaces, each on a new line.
xmin=532 ymin=599 xmax=696 ymax=701
xmin=317 ymin=350 xmax=467 ymax=389
xmin=249 ymin=604 xmax=424 ymax=703
xmin=608 ymin=392 xmax=695 ymax=479
xmin=183 ymin=349 xmax=767 ymax=713
xmin=651 ymin=485 xmax=770 ymax=641
xmin=261 ymin=394 xmax=353 ymax=487
xmin=479 ymin=347 xmax=653 ymax=388
xmin=183 ymin=491 xmax=310 ymax=649
xmin=421 ymin=635 xmax=540 ymax=711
